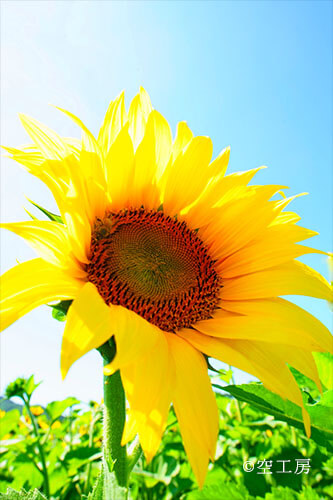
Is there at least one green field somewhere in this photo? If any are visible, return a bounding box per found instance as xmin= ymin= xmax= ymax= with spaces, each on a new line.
xmin=0 ymin=359 xmax=332 ymax=500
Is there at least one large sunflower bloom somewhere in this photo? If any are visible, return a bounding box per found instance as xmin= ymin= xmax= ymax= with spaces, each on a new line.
xmin=1 ymin=88 xmax=332 ymax=486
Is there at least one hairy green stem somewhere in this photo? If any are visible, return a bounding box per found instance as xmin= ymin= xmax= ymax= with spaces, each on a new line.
xmin=102 ymin=343 xmax=128 ymax=487
xmin=84 ymin=411 xmax=99 ymax=494
xmin=23 ymin=396 xmax=50 ymax=498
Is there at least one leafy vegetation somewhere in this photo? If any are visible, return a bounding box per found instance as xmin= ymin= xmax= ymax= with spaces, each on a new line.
xmin=0 ymin=355 xmax=332 ymax=499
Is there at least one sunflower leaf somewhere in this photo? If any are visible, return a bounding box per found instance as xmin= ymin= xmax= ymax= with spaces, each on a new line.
xmin=46 ymin=397 xmax=80 ymax=423
xmin=313 ymin=352 xmax=333 ymax=391
xmin=221 ymin=383 xmax=333 ymax=451
xmin=87 ymin=458 xmax=127 ymax=500
xmin=50 ymin=300 xmax=72 ymax=322
xmin=185 ymin=482 xmax=254 ymax=500
xmin=0 ymin=488 xmax=47 ymax=499
xmin=27 ymin=199 xmax=63 ymax=224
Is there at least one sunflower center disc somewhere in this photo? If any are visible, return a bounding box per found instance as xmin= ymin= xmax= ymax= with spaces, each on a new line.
xmin=87 ymin=208 xmax=221 ymax=332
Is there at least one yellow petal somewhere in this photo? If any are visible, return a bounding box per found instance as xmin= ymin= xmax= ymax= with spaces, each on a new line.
xmin=163 ymin=136 xmax=213 ymax=216
xmin=53 ymin=107 xmax=108 ymax=195
xmin=61 ymin=283 xmax=112 ymax=378
xmin=0 ymin=221 xmax=85 ymax=278
xmin=272 ymin=211 xmax=302 ymax=225
xmin=171 ymin=121 xmax=194 ymax=161
xmin=218 ymin=221 xmax=321 ymax=278
xmin=128 ymin=88 xmax=153 ymax=150
xmin=220 ymin=297 xmax=333 ymax=353
xmin=98 ymin=91 xmax=127 ymax=156
xmin=103 ymin=308 xmax=162 ymax=376
xmin=106 ymin=124 xmax=135 ymax=210
xmin=199 ymin=184 xmax=287 ymax=260
xmin=179 ymin=330 xmax=311 ymax=436
xmin=7 ymin=117 xmax=98 ymax=265
xmin=6 ymin=151 xmax=86 ymax=249
xmin=221 ymin=260 xmax=332 ymax=301
xmin=0 ymin=259 xmax=83 ymax=332
xmin=120 ymin=333 xmax=172 ymax=462
xmin=167 ymin=333 xmax=219 ymax=487
xmin=131 ymin=112 xmax=161 ymax=210
xmin=186 ymin=165 xmax=265 ymax=228
xmin=150 ymin=110 xmax=172 ymax=181
xmin=63 ymin=209 xmax=91 ymax=265
xmin=2 ymin=145 xmax=48 ymax=172
xmin=5 ymin=148 xmax=71 ymax=218
xmin=279 ymin=346 xmax=322 ymax=393
xmin=53 ymin=106 xmax=102 ymax=158
xmin=75 ymin=151 xmax=109 ymax=221
xmin=121 ymin=411 xmax=138 ymax=445
xmin=19 ymin=114 xmax=69 ymax=160
xmin=208 ymin=146 xmax=231 ymax=177
xmin=138 ymin=87 xmax=153 ymax=120
xmin=194 ymin=307 xmax=330 ymax=353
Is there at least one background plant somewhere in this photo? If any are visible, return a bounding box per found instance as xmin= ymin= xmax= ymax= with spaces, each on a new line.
xmin=1 ymin=354 xmax=332 ymax=499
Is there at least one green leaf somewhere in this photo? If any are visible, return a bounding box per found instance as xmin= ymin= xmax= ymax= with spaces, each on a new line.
xmin=319 ymin=390 xmax=333 ymax=407
xmin=50 ymin=300 xmax=72 ymax=322
xmin=64 ymin=447 xmax=102 ymax=475
xmin=313 ymin=352 xmax=333 ymax=391
xmin=221 ymin=383 xmax=333 ymax=450
xmin=4 ymin=376 xmax=40 ymax=402
xmin=88 ymin=460 xmax=127 ymax=500
xmin=25 ymin=376 xmax=40 ymax=398
xmin=298 ymin=486 xmax=323 ymax=500
xmin=263 ymin=485 xmax=323 ymax=500
xmin=46 ymin=397 xmax=79 ymax=422
xmin=8 ymin=456 xmax=43 ymax=492
xmin=263 ymin=486 xmax=299 ymax=500
xmin=48 ymin=467 xmax=69 ymax=496
xmin=0 ymin=489 xmax=47 ymax=500
xmin=219 ymin=368 xmax=234 ymax=384
xmin=133 ymin=454 xmax=180 ymax=487
xmin=185 ymin=482 xmax=254 ymax=500
xmin=289 ymin=367 xmax=320 ymax=400
xmin=0 ymin=410 xmax=20 ymax=439
xmin=27 ymin=199 xmax=63 ymax=224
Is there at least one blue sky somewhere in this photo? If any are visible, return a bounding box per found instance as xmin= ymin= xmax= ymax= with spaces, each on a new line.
xmin=1 ymin=0 xmax=332 ymax=405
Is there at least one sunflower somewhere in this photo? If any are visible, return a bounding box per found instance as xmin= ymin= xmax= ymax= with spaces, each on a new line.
xmin=1 ymin=88 xmax=332 ymax=486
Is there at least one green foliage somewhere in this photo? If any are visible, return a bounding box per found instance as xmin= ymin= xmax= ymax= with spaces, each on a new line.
xmin=86 ymin=460 xmax=127 ymax=500
xmin=26 ymin=199 xmax=63 ymax=224
xmin=50 ymin=300 xmax=72 ymax=322
xmin=220 ymin=384 xmax=333 ymax=450
xmin=46 ymin=397 xmax=80 ymax=423
xmin=5 ymin=376 xmax=40 ymax=402
xmin=0 ymin=488 xmax=47 ymax=499
xmin=313 ymin=353 xmax=333 ymax=391
xmin=1 ymin=366 xmax=332 ymax=500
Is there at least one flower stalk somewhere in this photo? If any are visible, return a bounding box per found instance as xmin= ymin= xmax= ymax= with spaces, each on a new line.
xmin=100 ymin=341 xmax=128 ymax=488
xmin=22 ymin=395 xmax=50 ymax=498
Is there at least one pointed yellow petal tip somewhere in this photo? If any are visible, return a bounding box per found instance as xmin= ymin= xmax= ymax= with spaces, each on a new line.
xmin=278 ymin=190 xmax=287 ymax=199
xmin=142 ymin=449 xmax=154 ymax=465
xmin=61 ymin=365 xmax=68 ymax=381
xmin=18 ymin=113 xmax=29 ymax=124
